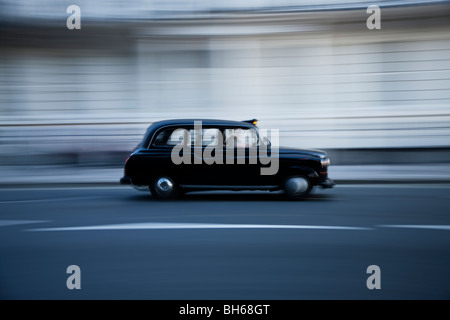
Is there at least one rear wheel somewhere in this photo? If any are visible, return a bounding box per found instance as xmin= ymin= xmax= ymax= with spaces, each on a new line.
xmin=149 ymin=175 xmax=180 ymax=200
xmin=283 ymin=175 xmax=312 ymax=200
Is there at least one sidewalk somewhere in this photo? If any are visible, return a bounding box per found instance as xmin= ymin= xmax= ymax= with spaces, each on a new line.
xmin=1 ymin=164 xmax=450 ymax=187
xmin=330 ymin=165 xmax=450 ymax=184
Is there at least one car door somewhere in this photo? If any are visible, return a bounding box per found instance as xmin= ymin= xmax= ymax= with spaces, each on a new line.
xmin=165 ymin=125 xmax=223 ymax=186
xmin=191 ymin=126 xmax=227 ymax=186
xmin=219 ymin=127 xmax=262 ymax=186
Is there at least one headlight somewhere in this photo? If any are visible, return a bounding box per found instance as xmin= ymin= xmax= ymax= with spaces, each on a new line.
xmin=320 ymin=157 xmax=330 ymax=167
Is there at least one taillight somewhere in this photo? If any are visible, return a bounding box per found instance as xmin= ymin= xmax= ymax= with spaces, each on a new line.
xmin=124 ymin=157 xmax=129 ymax=175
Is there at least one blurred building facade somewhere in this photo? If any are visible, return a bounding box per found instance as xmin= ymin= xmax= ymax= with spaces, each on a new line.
xmin=1 ymin=1 xmax=450 ymax=165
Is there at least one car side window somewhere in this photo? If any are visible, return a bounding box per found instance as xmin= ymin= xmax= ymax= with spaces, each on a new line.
xmin=167 ymin=128 xmax=189 ymax=146
xmin=201 ymin=128 xmax=221 ymax=146
xmin=190 ymin=128 xmax=222 ymax=147
xmin=224 ymin=128 xmax=258 ymax=148
xmin=152 ymin=128 xmax=188 ymax=147
xmin=152 ymin=127 xmax=223 ymax=147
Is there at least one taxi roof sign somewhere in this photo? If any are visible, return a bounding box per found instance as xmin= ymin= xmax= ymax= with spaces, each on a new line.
xmin=243 ymin=119 xmax=258 ymax=125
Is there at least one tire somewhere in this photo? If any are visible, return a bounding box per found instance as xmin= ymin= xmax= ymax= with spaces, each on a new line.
xmin=149 ymin=175 xmax=180 ymax=200
xmin=282 ymin=175 xmax=312 ymax=200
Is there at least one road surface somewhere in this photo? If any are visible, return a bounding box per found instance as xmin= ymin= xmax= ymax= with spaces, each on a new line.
xmin=0 ymin=185 xmax=449 ymax=299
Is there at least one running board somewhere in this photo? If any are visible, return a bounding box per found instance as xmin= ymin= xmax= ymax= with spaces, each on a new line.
xmin=180 ymin=185 xmax=281 ymax=191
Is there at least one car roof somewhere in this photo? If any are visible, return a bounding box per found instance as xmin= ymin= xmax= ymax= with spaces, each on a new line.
xmin=150 ymin=119 xmax=256 ymax=127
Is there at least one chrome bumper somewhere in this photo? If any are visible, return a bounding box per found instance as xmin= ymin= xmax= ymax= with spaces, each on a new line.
xmin=318 ymin=178 xmax=335 ymax=189
xmin=120 ymin=176 xmax=132 ymax=185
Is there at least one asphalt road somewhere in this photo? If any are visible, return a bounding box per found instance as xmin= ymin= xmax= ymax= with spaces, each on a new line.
xmin=0 ymin=185 xmax=449 ymax=300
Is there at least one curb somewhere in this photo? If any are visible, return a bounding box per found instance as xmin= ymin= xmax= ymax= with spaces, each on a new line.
xmin=334 ymin=179 xmax=450 ymax=185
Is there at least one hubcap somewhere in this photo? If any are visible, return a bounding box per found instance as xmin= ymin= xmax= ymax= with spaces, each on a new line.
xmin=285 ymin=177 xmax=309 ymax=194
xmin=155 ymin=177 xmax=173 ymax=195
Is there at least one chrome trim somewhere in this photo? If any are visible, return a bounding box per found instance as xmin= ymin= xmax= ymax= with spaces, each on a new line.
xmin=318 ymin=178 xmax=335 ymax=189
xmin=155 ymin=177 xmax=174 ymax=195
xmin=285 ymin=177 xmax=309 ymax=194
xmin=320 ymin=157 xmax=330 ymax=167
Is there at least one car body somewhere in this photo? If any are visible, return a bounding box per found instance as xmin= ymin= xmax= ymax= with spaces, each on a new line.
xmin=120 ymin=119 xmax=335 ymax=199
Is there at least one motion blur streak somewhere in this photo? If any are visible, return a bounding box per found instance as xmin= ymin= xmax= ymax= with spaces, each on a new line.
xmin=1 ymin=1 xmax=450 ymax=168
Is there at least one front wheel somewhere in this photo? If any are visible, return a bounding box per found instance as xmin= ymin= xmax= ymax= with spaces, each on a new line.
xmin=283 ymin=175 xmax=312 ymax=200
xmin=149 ymin=175 xmax=180 ymax=200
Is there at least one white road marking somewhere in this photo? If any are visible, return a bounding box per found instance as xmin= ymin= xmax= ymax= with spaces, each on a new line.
xmin=379 ymin=225 xmax=450 ymax=231
xmin=0 ymin=220 xmax=51 ymax=227
xmin=28 ymin=222 xmax=372 ymax=232
xmin=25 ymin=223 xmax=450 ymax=232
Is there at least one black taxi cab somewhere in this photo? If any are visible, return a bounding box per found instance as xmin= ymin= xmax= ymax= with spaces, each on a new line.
xmin=120 ymin=119 xmax=334 ymax=200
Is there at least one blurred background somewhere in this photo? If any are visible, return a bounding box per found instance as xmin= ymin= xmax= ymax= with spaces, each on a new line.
xmin=1 ymin=0 xmax=450 ymax=168
xmin=1 ymin=1 xmax=450 ymax=301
